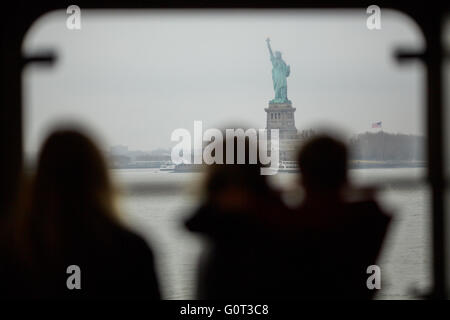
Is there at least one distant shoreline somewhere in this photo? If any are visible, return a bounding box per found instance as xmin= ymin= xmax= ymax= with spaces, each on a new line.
xmin=349 ymin=160 xmax=426 ymax=169
xmin=109 ymin=160 xmax=426 ymax=171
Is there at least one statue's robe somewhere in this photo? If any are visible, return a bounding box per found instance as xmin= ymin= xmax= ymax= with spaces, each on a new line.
xmin=270 ymin=56 xmax=289 ymax=103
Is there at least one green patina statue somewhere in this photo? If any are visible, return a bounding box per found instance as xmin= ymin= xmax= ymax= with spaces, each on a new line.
xmin=266 ymin=38 xmax=291 ymax=104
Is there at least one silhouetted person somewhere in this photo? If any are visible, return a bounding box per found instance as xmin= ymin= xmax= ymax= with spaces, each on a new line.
xmin=0 ymin=129 xmax=160 ymax=299
xmin=185 ymin=135 xmax=289 ymax=299
xmin=284 ymin=135 xmax=391 ymax=299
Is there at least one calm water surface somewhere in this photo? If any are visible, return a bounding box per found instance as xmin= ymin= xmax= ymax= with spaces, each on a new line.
xmin=112 ymin=167 xmax=430 ymax=300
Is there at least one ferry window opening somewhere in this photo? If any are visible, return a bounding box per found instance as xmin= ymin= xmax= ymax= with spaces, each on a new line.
xmin=22 ymin=8 xmax=428 ymax=300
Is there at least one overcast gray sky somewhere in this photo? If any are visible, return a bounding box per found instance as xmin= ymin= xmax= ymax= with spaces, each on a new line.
xmin=22 ymin=8 xmax=424 ymax=154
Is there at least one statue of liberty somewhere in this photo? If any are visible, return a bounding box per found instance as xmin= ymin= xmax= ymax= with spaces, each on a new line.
xmin=266 ymin=38 xmax=291 ymax=104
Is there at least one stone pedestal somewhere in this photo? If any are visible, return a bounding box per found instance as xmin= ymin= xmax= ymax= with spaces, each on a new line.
xmin=265 ymin=102 xmax=300 ymax=161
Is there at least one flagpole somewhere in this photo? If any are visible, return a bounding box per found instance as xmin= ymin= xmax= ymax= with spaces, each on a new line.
xmin=372 ymin=121 xmax=384 ymax=161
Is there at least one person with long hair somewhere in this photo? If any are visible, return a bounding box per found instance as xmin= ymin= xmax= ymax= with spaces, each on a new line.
xmin=0 ymin=129 xmax=160 ymax=299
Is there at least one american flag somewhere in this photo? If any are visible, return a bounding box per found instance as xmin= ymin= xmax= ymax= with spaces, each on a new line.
xmin=372 ymin=121 xmax=382 ymax=128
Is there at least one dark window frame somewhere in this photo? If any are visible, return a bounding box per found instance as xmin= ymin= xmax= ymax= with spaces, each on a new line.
xmin=1 ymin=1 xmax=448 ymax=299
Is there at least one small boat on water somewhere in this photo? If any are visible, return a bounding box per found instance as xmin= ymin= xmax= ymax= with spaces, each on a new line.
xmin=159 ymin=163 xmax=176 ymax=172
xmin=278 ymin=160 xmax=299 ymax=173
xmin=170 ymin=161 xmax=299 ymax=173
xmin=173 ymin=163 xmax=204 ymax=173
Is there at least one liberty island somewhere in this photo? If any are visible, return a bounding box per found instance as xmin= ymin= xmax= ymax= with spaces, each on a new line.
xmin=170 ymin=121 xmax=280 ymax=175
xmin=168 ymin=39 xmax=301 ymax=173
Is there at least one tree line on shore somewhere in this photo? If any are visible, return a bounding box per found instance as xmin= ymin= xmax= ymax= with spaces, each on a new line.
xmin=348 ymin=131 xmax=424 ymax=161
xmin=106 ymin=130 xmax=425 ymax=167
xmin=298 ymin=130 xmax=424 ymax=162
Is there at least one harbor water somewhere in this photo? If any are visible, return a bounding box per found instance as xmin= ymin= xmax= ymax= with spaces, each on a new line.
xmin=112 ymin=167 xmax=430 ymax=300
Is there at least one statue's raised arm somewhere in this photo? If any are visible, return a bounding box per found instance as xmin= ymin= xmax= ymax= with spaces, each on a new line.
xmin=266 ymin=38 xmax=274 ymax=59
